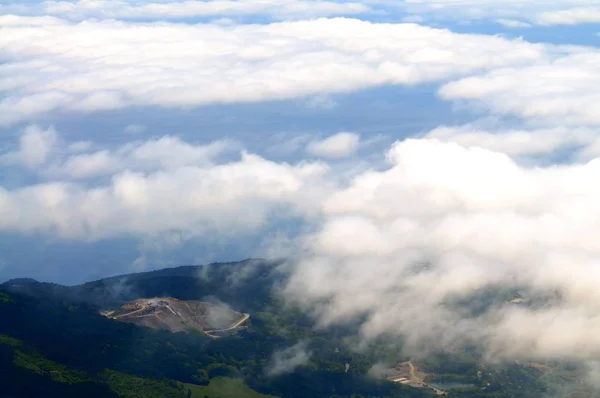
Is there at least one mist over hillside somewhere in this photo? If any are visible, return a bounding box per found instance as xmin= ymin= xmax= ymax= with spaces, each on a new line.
xmin=1 ymin=259 xmax=598 ymax=397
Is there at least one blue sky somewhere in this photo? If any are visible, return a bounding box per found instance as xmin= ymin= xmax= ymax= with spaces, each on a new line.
xmin=1 ymin=0 xmax=600 ymax=289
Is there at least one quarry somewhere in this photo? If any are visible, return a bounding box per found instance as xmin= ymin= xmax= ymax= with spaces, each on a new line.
xmin=101 ymin=297 xmax=249 ymax=338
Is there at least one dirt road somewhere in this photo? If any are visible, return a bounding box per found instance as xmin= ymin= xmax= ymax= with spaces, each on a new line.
xmin=205 ymin=313 xmax=250 ymax=338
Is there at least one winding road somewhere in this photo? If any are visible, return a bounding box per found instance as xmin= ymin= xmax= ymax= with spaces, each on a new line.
xmin=204 ymin=313 xmax=250 ymax=338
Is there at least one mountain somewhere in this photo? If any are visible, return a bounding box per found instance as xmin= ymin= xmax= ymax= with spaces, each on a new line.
xmin=0 ymin=260 xmax=593 ymax=398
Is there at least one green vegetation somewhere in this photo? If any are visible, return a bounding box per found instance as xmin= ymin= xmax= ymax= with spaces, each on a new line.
xmin=102 ymin=369 xmax=186 ymax=398
xmin=0 ymin=338 xmax=118 ymax=397
xmin=14 ymin=349 xmax=89 ymax=384
xmin=0 ymin=334 xmax=22 ymax=348
xmin=183 ymin=377 xmax=278 ymax=398
xmin=1 ymin=336 xmax=189 ymax=397
xmin=0 ymin=291 xmax=13 ymax=303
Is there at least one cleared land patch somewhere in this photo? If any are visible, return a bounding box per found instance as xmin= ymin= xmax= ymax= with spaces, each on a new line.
xmin=182 ymin=377 xmax=278 ymax=398
xmin=102 ymin=297 xmax=249 ymax=337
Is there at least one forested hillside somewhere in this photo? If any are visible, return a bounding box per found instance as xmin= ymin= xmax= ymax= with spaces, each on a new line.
xmin=0 ymin=261 xmax=590 ymax=398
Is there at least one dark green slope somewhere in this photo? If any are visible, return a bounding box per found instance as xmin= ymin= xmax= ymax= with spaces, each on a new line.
xmin=0 ymin=262 xmax=433 ymax=398
xmin=2 ymin=259 xmax=280 ymax=311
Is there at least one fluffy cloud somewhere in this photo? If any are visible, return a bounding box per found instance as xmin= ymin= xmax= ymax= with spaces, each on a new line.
xmin=0 ymin=125 xmax=58 ymax=168
xmin=2 ymin=125 xmax=239 ymax=179
xmin=425 ymin=124 xmax=600 ymax=160
xmin=0 ymin=15 xmax=546 ymax=126
xmin=535 ymin=7 xmax=600 ymax=26
xmin=306 ymin=132 xmax=360 ymax=158
xmin=438 ymin=50 xmax=600 ymax=127
xmin=371 ymin=0 xmax=600 ymax=27
xmin=6 ymin=0 xmax=600 ymax=27
xmin=266 ymin=341 xmax=312 ymax=376
xmin=1 ymin=0 xmax=372 ymax=21
xmin=0 ymin=126 xmax=330 ymax=240
xmin=281 ymin=138 xmax=600 ymax=361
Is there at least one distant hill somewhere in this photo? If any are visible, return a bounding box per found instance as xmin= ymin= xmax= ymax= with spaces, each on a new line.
xmin=1 ymin=259 xmax=282 ymax=311
xmin=2 ymin=278 xmax=39 ymax=286
xmin=0 ymin=259 xmax=592 ymax=398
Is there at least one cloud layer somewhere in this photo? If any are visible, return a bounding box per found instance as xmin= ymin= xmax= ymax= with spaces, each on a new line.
xmin=1 ymin=0 xmax=372 ymax=21
xmin=0 ymin=15 xmax=546 ymax=126
xmin=0 ymin=126 xmax=330 ymax=240
xmin=306 ymin=132 xmax=360 ymax=158
xmin=5 ymin=0 xmax=600 ymax=27
xmin=382 ymin=0 xmax=600 ymax=27
xmin=280 ymin=137 xmax=600 ymax=362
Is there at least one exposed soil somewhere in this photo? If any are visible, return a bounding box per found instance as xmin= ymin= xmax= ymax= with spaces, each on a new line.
xmin=102 ymin=297 xmax=249 ymax=337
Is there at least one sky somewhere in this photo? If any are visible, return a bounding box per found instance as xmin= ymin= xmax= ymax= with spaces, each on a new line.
xmin=4 ymin=0 xmax=600 ymax=368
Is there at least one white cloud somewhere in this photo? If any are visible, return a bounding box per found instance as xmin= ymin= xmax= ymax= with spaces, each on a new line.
xmin=266 ymin=341 xmax=312 ymax=376
xmin=124 ymin=124 xmax=146 ymax=135
xmin=0 ymin=127 xmax=330 ymax=240
xmin=6 ymin=0 xmax=600 ymax=27
xmin=536 ymin=7 xmax=600 ymax=26
xmin=60 ymin=136 xmax=237 ymax=178
xmin=2 ymin=126 xmax=240 ymax=179
xmin=425 ymin=124 xmax=600 ymax=160
xmin=495 ymin=18 xmax=531 ymax=28
xmin=3 ymin=0 xmax=372 ymax=21
xmin=0 ymin=16 xmax=546 ymax=126
xmin=306 ymin=132 xmax=360 ymax=158
xmin=304 ymin=94 xmax=337 ymax=110
xmin=60 ymin=150 xmax=117 ymax=179
xmin=281 ymin=138 xmax=600 ymax=361
xmin=0 ymin=125 xmax=58 ymax=168
xmin=438 ymin=50 xmax=600 ymax=127
xmin=368 ymin=0 xmax=600 ymax=27
xmin=67 ymin=140 xmax=93 ymax=153
xmin=266 ymin=133 xmax=312 ymax=156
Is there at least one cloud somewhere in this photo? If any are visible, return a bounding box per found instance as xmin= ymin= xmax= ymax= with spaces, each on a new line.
xmin=266 ymin=341 xmax=312 ymax=376
xmin=0 ymin=16 xmax=546 ymax=126
xmin=304 ymin=94 xmax=337 ymax=110
xmin=6 ymin=0 xmax=600 ymax=27
xmin=369 ymin=0 xmax=600 ymax=27
xmin=424 ymin=124 xmax=600 ymax=160
xmin=18 ymin=130 xmax=238 ymax=179
xmin=2 ymin=0 xmax=372 ymax=21
xmin=535 ymin=7 xmax=600 ymax=26
xmin=0 ymin=125 xmax=58 ymax=168
xmin=266 ymin=133 xmax=312 ymax=156
xmin=495 ymin=18 xmax=531 ymax=28
xmin=0 ymin=126 xmax=330 ymax=240
xmin=438 ymin=49 xmax=600 ymax=127
xmin=306 ymin=132 xmax=360 ymax=158
xmin=123 ymin=124 xmax=146 ymax=135
xmin=280 ymin=137 xmax=600 ymax=362
xmin=67 ymin=141 xmax=93 ymax=153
